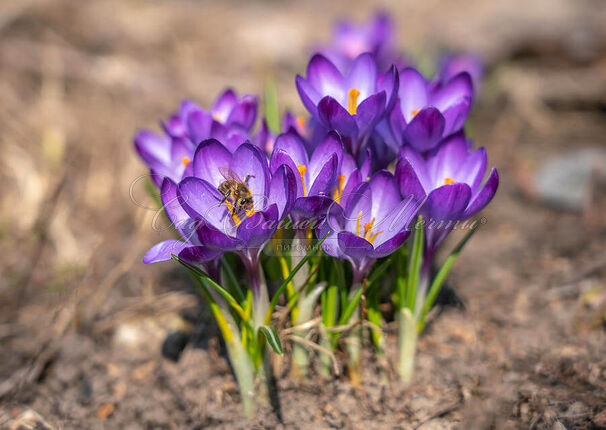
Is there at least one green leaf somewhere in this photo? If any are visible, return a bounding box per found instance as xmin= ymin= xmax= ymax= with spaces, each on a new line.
xmin=171 ymin=254 xmax=246 ymax=320
xmin=406 ymin=216 xmax=424 ymax=311
xmin=221 ymin=257 xmax=245 ymax=303
xmin=417 ymin=221 xmax=481 ymax=333
xmin=258 ymin=325 xmax=283 ymax=355
xmin=338 ymin=285 xmax=363 ymax=326
xmin=367 ymin=257 xmax=392 ymax=287
xmin=264 ymin=79 xmax=280 ymax=134
xmin=265 ymin=232 xmax=329 ymax=325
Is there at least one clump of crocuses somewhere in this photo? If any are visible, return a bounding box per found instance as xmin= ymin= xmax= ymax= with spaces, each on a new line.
xmin=134 ymin=11 xmax=498 ymax=415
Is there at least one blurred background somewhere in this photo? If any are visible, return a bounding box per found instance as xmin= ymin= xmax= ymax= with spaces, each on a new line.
xmin=1 ymin=0 xmax=605 ymax=428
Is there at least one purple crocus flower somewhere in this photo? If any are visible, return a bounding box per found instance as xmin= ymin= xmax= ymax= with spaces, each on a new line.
xmin=395 ymin=131 xmax=498 ymax=256
xmin=134 ymin=131 xmax=195 ymax=187
xmin=438 ymin=53 xmax=484 ymax=94
xmin=142 ymin=177 xmax=223 ymax=278
xmin=296 ymin=53 xmax=399 ymax=157
xmin=387 ymin=67 xmax=473 ymax=153
xmin=270 ymin=130 xmax=343 ymax=222
xmin=176 ymin=140 xmax=296 ymax=267
xmin=318 ymin=170 xmax=419 ymax=281
xmin=318 ymin=12 xmax=405 ymax=73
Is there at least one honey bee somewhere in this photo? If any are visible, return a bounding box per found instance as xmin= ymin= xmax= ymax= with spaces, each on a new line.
xmin=218 ymin=167 xmax=254 ymax=216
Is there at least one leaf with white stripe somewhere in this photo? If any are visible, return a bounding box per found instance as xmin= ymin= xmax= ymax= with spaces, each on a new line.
xmin=258 ymin=325 xmax=283 ymax=355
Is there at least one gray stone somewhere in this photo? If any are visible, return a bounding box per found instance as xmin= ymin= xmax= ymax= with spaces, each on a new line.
xmin=535 ymin=149 xmax=606 ymax=211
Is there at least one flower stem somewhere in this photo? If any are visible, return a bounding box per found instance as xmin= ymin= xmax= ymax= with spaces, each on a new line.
xmin=346 ymin=270 xmax=364 ymax=385
xmin=290 ymin=228 xmax=311 ymax=380
xmin=397 ymin=307 xmax=417 ymax=384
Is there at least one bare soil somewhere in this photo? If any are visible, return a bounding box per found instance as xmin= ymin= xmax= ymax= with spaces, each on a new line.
xmin=1 ymin=0 xmax=605 ymax=428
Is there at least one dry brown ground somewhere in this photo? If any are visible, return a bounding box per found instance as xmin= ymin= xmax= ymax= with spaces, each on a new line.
xmin=1 ymin=0 xmax=606 ymax=428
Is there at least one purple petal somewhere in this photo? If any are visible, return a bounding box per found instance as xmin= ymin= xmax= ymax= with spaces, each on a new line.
xmin=422 ymin=183 xmax=472 ymax=223
xmin=134 ymin=130 xmax=170 ymax=166
xmin=236 ymin=204 xmax=279 ymax=248
xmin=269 ymin=150 xmax=304 ymax=198
xmin=192 ymin=139 xmax=233 ymax=188
xmin=211 ymin=89 xmax=238 ymax=122
xmin=271 ymin=132 xmax=308 ymax=168
xmin=431 ymin=72 xmax=473 ymax=112
xmin=143 ymin=240 xmax=188 ymax=264
xmin=395 ymin=158 xmax=427 ymax=203
xmin=379 ymin=65 xmax=400 ymax=114
xmin=307 ymin=54 xmax=346 ymax=102
xmin=187 ymin=109 xmax=213 ymax=144
xmin=317 ymin=96 xmax=359 ymax=139
xmin=403 ymin=107 xmax=445 ymax=153
xmin=463 ymin=168 xmax=498 ymax=218
xmin=355 ymin=91 xmax=386 ymax=136
xmin=267 ymin=165 xmax=297 ymax=219
xmin=296 ymin=75 xmax=321 ymax=115
xmin=178 ymin=246 xmax=222 ymax=264
xmin=309 ymin=153 xmax=338 ymax=197
xmin=227 ymin=95 xmax=258 ymax=130
xmin=344 ymin=182 xmax=372 ymax=233
xmin=368 ymin=170 xmax=400 ymax=221
xmin=293 ymin=195 xmax=335 ymax=219
xmin=309 ymin=130 xmax=343 ymax=183
xmin=337 ymin=231 xmax=373 ymax=260
xmin=346 ymin=53 xmax=377 ymax=100
xmin=161 ymin=178 xmax=197 ymax=243
xmin=197 ymin=223 xmax=243 ymax=252
xmin=398 ymin=67 xmax=429 ymax=122
xmin=371 ymin=230 xmax=410 ymax=258
xmin=440 ymin=99 xmax=471 ymax=135
xmin=231 ymin=143 xmax=270 ymax=208
xmin=178 ymin=177 xmax=229 ymax=232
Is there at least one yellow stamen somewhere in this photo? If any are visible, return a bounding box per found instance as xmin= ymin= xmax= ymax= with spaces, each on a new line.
xmin=356 ymin=211 xmax=362 ymax=237
xmin=444 ymin=177 xmax=455 ymax=185
xmin=348 ymin=88 xmax=360 ymax=115
xmin=332 ymin=174 xmax=346 ymax=203
xmin=297 ymin=165 xmax=307 ymax=197
xmin=368 ymin=230 xmax=384 ymax=244
xmin=223 ymin=200 xmax=242 ymax=226
xmin=182 ymin=156 xmax=190 ymax=166
xmin=296 ymin=116 xmax=306 ymax=130
xmin=363 ymin=218 xmax=375 ymax=240
xmin=411 ymin=108 xmax=419 ymax=118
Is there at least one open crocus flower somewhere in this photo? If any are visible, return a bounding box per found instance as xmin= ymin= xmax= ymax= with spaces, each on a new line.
xmin=134 ymin=131 xmax=195 ymax=187
xmin=387 ymin=67 xmax=473 ymax=153
xmin=296 ymin=53 xmax=399 ymax=156
xmin=318 ymin=170 xmax=419 ymax=279
xmin=176 ymin=140 xmax=296 ymax=267
xmin=270 ymin=130 xmax=343 ymax=221
xmin=395 ymin=131 xmax=499 ymax=255
xmin=142 ymin=178 xmax=223 ymax=278
xmin=318 ymin=12 xmax=403 ymax=73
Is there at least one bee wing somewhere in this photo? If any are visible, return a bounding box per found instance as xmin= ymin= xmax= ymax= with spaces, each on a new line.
xmin=218 ymin=166 xmax=243 ymax=183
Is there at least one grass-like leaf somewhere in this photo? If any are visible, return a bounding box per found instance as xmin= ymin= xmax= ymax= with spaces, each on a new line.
xmin=258 ymin=325 xmax=283 ymax=355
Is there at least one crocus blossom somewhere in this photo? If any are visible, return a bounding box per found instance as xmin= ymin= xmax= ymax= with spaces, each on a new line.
xmin=438 ymin=53 xmax=484 ymax=93
xmin=318 ymin=170 xmax=419 ymax=279
xmin=296 ymin=53 xmax=399 ymax=156
xmin=177 ymin=140 xmax=296 ymax=267
xmin=387 ymin=67 xmax=473 ymax=153
xmin=395 ymin=131 xmax=498 ymax=255
xmin=270 ymin=130 xmax=343 ymax=221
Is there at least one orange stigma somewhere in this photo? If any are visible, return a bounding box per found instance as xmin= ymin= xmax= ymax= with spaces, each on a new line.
xmin=332 ymin=174 xmax=346 ymax=203
xmin=411 ymin=108 xmax=419 ymax=118
xmin=182 ymin=156 xmax=190 ymax=166
xmin=444 ymin=177 xmax=455 ymax=185
xmin=297 ymin=165 xmax=307 ymax=196
xmin=348 ymin=88 xmax=360 ymax=115
xmin=296 ymin=116 xmax=306 ymax=130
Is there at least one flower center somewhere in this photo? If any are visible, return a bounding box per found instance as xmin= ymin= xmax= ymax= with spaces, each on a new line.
xmin=182 ymin=156 xmax=190 ymax=166
xmin=444 ymin=177 xmax=455 ymax=185
xmin=297 ymin=165 xmax=307 ymax=197
xmin=411 ymin=108 xmax=419 ymax=118
xmin=356 ymin=212 xmax=383 ymax=244
xmin=347 ymin=88 xmax=360 ymax=115
xmin=332 ymin=174 xmax=346 ymax=203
